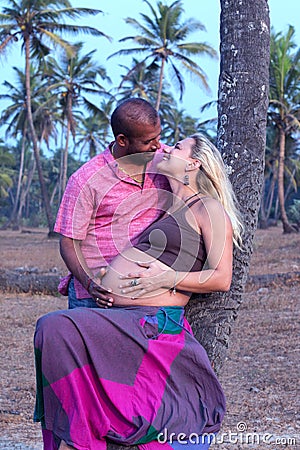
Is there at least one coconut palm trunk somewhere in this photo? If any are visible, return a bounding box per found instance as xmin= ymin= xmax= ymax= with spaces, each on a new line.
xmin=278 ymin=126 xmax=295 ymax=233
xmin=10 ymin=132 xmax=26 ymax=229
xmin=155 ymin=58 xmax=166 ymax=111
xmin=24 ymin=37 xmax=55 ymax=235
xmin=16 ymin=156 xmax=36 ymax=225
xmin=60 ymin=93 xmax=73 ymax=199
xmin=185 ymin=0 xmax=270 ymax=373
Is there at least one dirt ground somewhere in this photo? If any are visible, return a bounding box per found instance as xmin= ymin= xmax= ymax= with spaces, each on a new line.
xmin=0 ymin=226 xmax=299 ymax=449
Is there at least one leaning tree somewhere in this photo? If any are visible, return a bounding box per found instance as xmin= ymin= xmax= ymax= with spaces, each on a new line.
xmin=185 ymin=0 xmax=270 ymax=372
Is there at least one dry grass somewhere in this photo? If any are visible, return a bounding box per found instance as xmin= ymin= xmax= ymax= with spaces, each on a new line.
xmin=0 ymin=226 xmax=299 ymax=449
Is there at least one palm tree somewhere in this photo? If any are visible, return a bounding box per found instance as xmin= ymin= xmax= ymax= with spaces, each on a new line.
xmin=0 ymin=0 xmax=111 ymax=235
xmin=268 ymin=25 xmax=300 ymax=233
xmin=44 ymin=42 xmax=112 ymax=198
xmin=16 ymin=153 xmax=36 ymax=226
xmin=0 ymin=67 xmax=27 ymax=228
xmin=0 ymin=65 xmax=61 ymax=228
xmin=161 ymin=105 xmax=217 ymax=144
xmin=161 ymin=108 xmax=195 ymax=142
xmin=117 ymin=57 xmax=180 ymax=120
xmin=109 ymin=0 xmax=217 ymax=110
xmin=259 ymin=124 xmax=279 ymax=227
xmin=0 ymin=66 xmax=40 ymax=228
xmin=117 ymin=58 xmax=161 ymax=103
xmin=185 ymin=0 xmax=270 ymax=373
xmin=76 ymin=100 xmax=114 ymax=159
xmin=0 ymin=142 xmax=15 ymax=201
xmin=261 ymin=120 xmax=300 ymax=228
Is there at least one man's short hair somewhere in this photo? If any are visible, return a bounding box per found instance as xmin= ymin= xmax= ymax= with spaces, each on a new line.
xmin=111 ymin=98 xmax=159 ymax=138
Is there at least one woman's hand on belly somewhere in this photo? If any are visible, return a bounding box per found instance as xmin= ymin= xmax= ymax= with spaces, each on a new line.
xmin=101 ymin=248 xmax=189 ymax=305
xmin=118 ymin=259 xmax=175 ymax=299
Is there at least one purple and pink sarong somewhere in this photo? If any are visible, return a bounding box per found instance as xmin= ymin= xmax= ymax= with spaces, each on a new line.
xmin=34 ymin=305 xmax=226 ymax=450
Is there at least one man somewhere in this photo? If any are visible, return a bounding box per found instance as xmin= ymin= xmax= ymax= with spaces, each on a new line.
xmin=55 ymin=98 xmax=170 ymax=309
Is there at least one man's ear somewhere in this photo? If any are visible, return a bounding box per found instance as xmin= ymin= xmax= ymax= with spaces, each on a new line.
xmin=116 ymin=134 xmax=128 ymax=148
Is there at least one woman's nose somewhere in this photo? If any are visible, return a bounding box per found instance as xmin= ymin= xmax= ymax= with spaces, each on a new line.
xmin=163 ymin=145 xmax=171 ymax=153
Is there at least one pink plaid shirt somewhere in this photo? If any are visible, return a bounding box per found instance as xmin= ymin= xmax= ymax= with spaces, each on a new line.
xmin=55 ymin=146 xmax=171 ymax=298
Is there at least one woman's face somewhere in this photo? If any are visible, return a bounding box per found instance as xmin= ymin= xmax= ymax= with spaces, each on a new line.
xmin=157 ymin=137 xmax=196 ymax=178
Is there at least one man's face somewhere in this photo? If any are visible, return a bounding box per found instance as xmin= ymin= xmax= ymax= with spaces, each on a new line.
xmin=125 ymin=120 xmax=162 ymax=165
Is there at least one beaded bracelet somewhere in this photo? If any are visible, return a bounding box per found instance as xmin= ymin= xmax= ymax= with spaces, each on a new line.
xmin=172 ymin=271 xmax=178 ymax=295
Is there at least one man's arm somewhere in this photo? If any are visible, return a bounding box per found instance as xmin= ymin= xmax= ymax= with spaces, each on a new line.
xmin=60 ymin=236 xmax=114 ymax=306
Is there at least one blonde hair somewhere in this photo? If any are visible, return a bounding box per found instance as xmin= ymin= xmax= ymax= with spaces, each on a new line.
xmin=190 ymin=133 xmax=244 ymax=247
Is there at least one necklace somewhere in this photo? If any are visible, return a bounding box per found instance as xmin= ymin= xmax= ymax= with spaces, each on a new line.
xmin=166 ymin=192 xmax=205 ymax=215
xmin=183 ymin=191 xmax=203 ymax=203
xmin=111 ymin=143 xmax=144 ymax=184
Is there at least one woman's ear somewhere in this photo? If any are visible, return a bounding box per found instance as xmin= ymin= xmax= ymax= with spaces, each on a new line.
xmin=185 ymin=159 xmax=201 ymax=171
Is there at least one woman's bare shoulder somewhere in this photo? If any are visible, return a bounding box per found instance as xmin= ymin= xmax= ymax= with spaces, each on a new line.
xmin=194 ymin=197 xmax=231 ymax=229
xmin=195 ymin=196 xmax=225 ymax=214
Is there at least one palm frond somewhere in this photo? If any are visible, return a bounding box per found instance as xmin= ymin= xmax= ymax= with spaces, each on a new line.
xmin=41 ymin=23 xmax=111 ymax=40
xmin=37 ymin=28 xmax=75 ymax=56
xmin=108 ymin=47 xmax=150 ymax=60
xmin=177 ymin=42 xmax=218 ymax=58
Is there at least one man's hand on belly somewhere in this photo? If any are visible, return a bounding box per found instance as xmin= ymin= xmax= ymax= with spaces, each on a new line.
xmin=89 ymin=267 xmax=114 ymax=308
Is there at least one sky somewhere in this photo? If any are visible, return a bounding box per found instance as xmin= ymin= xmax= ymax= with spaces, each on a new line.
xmin=0 ymin=0 xmax=299 ymax=124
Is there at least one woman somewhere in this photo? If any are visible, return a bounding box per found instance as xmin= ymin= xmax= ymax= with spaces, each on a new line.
xmin=34 ymin=134 xmax=243 ymax=450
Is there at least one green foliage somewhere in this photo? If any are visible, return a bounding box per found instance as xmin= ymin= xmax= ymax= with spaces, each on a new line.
xmin=288 ymin=199 xmax=300 ymax=226
xmin=262 ymin=25 xmax=300 ymax=229
xmin=109 ymin=0 xmax=217 ymax=109
xmin=0 ymin=144 xmax=15 ymax=198
xmin=0 ymin=0 xmax=111 ymax=61
xmin=0 ymin=173 xmax=13 ymax=198
xmin=0 ymin=0 xmax=300 ymax=229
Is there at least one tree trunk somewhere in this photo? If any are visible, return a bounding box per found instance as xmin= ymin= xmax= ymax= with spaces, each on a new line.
xmin=50 ymin=178 xmax=59 ymax=206
xmin=0 ymin=269 xmax=60 ymax=295
xmin=60 ymin=94 xmax=73 ymax=198
xmin=259 ymin=183 xmax=268 ymax=228
xmin=24 ymin=37 xmax=55 ymax=236
xmin=155 ymin=57 xmax=165 ymax=111
xmin=278 ymin=127 xmax=295 ymax=233
xmin=186 ymin=0 xmax=270 ymax=374
xmin=10 ymin=131 xmax=27 ymax=229
xmin=266 ymin=171 xmax=276 ymax=219
xmin=16 ymin=155 xmax=36 ymax=225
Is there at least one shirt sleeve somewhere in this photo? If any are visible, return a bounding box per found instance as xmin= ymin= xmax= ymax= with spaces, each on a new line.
xmin=54 ymin=174 xmax=94 ymax=241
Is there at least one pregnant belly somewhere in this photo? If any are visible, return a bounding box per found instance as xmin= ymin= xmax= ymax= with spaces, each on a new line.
xmin=101 ymin=247 xmax=189 ymax=306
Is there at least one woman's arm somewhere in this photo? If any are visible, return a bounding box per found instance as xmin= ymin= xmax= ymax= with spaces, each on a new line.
xmin=179 ymin=198 xmax=233 ymax=293
xmin=119 ymin=199 xmax=233 ymax=297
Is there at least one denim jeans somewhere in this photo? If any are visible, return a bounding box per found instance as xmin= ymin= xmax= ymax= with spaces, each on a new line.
xmin=68 ymin=278 xmax=99 ymax=309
